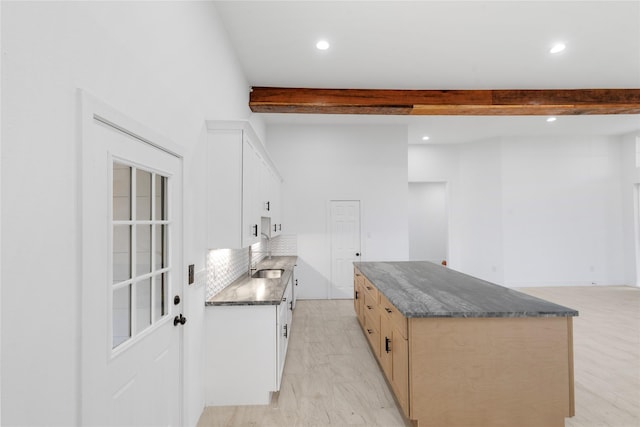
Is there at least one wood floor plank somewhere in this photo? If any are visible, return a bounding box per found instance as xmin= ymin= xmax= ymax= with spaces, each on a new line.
xmin=198 ymin=286 xmax=640 ymax=427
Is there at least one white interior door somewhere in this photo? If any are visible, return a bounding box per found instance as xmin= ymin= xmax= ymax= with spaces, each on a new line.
xmin=330 ymin=200 xmax=361 ymax=299
xmin=81 ymin=95 xmax=184 ymax=426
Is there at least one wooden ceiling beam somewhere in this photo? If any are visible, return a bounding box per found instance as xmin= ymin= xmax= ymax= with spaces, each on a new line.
xmin=249 ymin=87 xmax=640 ymax=116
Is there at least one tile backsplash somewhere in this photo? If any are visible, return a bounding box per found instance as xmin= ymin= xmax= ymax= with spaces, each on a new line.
xmin=206 ymin=234 xmax=298 ymax=300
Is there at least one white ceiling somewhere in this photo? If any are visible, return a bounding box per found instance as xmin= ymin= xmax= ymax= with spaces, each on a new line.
xmin=214 ymin=1 xmax=640 ymax=144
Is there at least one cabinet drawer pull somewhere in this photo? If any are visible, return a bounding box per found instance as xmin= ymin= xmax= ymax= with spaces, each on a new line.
xmin=366 ymin=329 xmax=373 ymax=335
xmin=284 ymin=324 xmax=288 ymax=338
xmin=385 ymin=307 xmax=393 ymax=314
xmin=355 ymin=291 xmax=359 ymax=300
xmin=366 ymin=286 xmax=372 ymax=290
xmin=366 ymin=305 xmax=373 ymax=310
xmin=385 ymin=336 xmax=391 ymax=353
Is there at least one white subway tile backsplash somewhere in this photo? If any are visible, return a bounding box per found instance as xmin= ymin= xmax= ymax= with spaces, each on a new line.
xmin=205 ymin=235 xmax=297 ymax=300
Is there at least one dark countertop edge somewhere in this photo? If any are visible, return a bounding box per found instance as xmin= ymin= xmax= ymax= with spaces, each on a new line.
xmin=403 ymin=310 xmax=579 ymax=319
xmin=205 ymin=300 xmax=280 ymax=307
xmin=205 ymin=256 xmax=297 ymax=306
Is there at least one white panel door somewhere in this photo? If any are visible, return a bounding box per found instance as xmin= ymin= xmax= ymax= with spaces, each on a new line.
xmin=330 ymin=200 xmax=361 ymax=299
xmin=81 ymin=98 xmax=183 ymax=426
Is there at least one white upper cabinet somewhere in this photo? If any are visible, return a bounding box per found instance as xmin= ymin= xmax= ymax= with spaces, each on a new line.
xmin=206 ymin=120 xmax=283 ymax=248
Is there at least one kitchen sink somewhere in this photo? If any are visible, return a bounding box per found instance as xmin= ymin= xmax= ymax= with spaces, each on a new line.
xmin=252 ymin=268 xmax=285 ymax=279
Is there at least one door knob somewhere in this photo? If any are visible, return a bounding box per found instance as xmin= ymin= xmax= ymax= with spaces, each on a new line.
xmin=173 ymin=314 xmax=187 ymax=326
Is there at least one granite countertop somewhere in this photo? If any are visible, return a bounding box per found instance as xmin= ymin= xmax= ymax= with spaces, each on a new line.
xmin=355 ymin=261 xmax=579 ymax=319
xmin=206 ymin=256 xmax=298 ymax=306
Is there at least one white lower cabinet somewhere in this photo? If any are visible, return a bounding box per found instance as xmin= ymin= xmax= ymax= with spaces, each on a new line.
xmin=204 ymin=279 xmax=293 ymax=406
xmin=277 ymin=276 xmax=293 ymax=388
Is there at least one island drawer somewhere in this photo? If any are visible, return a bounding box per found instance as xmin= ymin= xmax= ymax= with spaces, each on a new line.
xmin=362 ymin=277 xmax=379 ymax=302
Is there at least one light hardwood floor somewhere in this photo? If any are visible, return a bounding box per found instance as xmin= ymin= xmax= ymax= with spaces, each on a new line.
xmin=197 ymin=286 xmax=640 ymax=427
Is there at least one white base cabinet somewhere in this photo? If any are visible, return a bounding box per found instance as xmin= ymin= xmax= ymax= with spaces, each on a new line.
xmin=204 ymin=279 xmax=293 ymax=406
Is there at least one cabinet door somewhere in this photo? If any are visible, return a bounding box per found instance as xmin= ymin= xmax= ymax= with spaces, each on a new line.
xmin=242 ymin=136 xmax=260 ymax=247
xmin=380 ymin=316 xmax=393 ymax=379
xmin=392 ymin=330 xmax=409 ymax=417
xmin=353 ymin=277 xmax=362 ymax=322
xmin=271 ymin=170 xmax=282 ymax=236
xmin=206 ymin=130 xmax=243 ymax=249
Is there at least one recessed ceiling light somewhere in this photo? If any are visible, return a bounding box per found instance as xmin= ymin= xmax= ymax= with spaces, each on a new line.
xmin=316 ymin=40 xmax=330 ymax=50
xmin=422 ymin=136 xmax=430 ymax=141
xmin=546 ymin=117 xmax=557 ymax=122
xmin=550 ymin=43 xmax=566 ymax=54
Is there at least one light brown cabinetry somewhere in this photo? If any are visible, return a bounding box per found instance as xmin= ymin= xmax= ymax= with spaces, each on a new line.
xmin=354 ymin=267 xmax=409 ymax=417
xmin=353 ymin=270 xmax=365 ymax=325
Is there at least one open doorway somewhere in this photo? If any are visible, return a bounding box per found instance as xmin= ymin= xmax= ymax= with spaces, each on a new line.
xmin=408 ymin=182 xmax=448 ymax=264
xmin=635 ymin=184 xmax=640 ymax=287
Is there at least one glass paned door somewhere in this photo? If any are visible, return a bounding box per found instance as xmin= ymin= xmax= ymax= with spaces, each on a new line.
xmin=112 ymin=161 xmax=170 ymax=349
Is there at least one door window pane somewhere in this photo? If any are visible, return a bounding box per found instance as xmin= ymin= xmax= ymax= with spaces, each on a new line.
xmin=113 ymin=225 xmax=131 ymax=283
xmin=135 ymin=278 xmax=152 ymax=334
xmin=113 ymin=285 xmax=131 ymax=348
xmin=137 ymin=225 xmax=152 ymax=275
xmin=153 ymin=273 xmax=168 ymax=322
xmin=136 ymin=169 xmax=152 ymax=220
xmin=155 ymin=224 xmax=167 ymax=270
xmin=155 ymin=175 xmax=167 ymax=221
xmin=113 ymin=163 xmax=131 ymax=220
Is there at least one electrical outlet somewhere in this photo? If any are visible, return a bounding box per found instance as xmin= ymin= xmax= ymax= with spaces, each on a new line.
xmin=188 ymin=264 xmax=195 ymax=285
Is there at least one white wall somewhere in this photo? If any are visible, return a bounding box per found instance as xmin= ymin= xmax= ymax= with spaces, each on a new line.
xmin=408 ymin=135 xmax=629 ymax=287
xmin=1 ymin=2 xmax=250 ymax=425
xmin=267 ymin=124 xmax=409 ymax=299
xmin=621 ymin=132 xmax=640 ymax=286
xmin=501 ymin=136 xmax=625 ymax=286
xmin=408 ymin=183 xmax=448 ymax=263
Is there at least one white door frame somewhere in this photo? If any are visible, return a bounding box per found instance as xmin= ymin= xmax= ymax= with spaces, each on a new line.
xmin=78 ymin=90 xmax=186 ymax=425
xmin=635 ymin=184 xmax=640 ymax=287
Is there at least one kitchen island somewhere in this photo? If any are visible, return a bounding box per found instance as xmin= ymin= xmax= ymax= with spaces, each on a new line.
xmin=354 ymin=261 xmax=578 ymax=427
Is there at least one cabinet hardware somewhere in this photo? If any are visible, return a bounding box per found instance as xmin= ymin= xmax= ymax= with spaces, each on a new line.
xmin=284 ymin=324 xmax=288 ymax=338
xmin=385 ymin=337 xmax=391 ymax=353
xmin=366 ymin=286 xmax=372 ymax=290
xmin=289 ymin=301 xmax=293 ymax=310
xmin=173 ymin=314 xmax=187 ymax=326
xmin=252 ymin=224 xmax=258 ymax=237
xmin=356 ymin=252 xmax=360 ymax=257
xmin=266 ymin=201 xmax=270 ymax=211
xmin=173 ymin=295 xmax=181 ymax=305
xmin=366 ymin=305 xmax=373 ymax=310
xmin=274 ymin=224 xmax=277 ymax=232
xmin=385 ymin=307 xmax=392 ymax=314
xmin=278 ymin=224 xmax=282 ymax=231
xmin=355 ymin=291 xmax=359 ymax=300
xmin=367 ymin=329 xmax=373 ymax=335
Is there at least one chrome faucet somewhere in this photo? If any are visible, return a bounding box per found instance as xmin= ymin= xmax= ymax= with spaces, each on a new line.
xmin=248 ymin=234 xmax=273 ymax=277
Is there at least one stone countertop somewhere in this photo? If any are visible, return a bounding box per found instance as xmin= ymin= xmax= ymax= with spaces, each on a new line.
xmin=206 ymin=256 xmax=298 ymax=306
xmin=355 ymin=261 xmax=579 ymax=318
